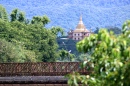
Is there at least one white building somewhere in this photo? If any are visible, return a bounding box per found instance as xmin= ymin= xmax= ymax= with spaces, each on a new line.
xmin=68 ymin=16 xmax=92 ymax=40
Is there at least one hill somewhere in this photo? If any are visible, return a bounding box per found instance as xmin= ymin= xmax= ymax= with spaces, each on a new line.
xmin=0 ymin=0 xmax=130 ymax=31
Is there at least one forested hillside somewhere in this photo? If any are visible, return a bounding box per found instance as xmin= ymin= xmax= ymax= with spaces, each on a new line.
xmin=0 ymin=0 xmax=130 ymax=31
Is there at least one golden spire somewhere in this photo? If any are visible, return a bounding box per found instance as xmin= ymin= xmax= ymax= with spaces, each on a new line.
xmin=76 ymin=15 xmax=86 ymax=29
xmin=80 ymin=15 xmax=82 ymax=21
xmin=78 ymin=15 xmax=83 ymax=25
xmin=74 ymin=16 xmax=89 ymax=32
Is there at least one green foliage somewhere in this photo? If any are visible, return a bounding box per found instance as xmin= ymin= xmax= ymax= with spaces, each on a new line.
xmin=18 ymin=12 xmax=25 ymax=22
xmin=122 ymin=20 xmax=130 ymax=34
xmin=31 ymin=15 xmax=50 ymax=27
xmin=10 ymin=9 xmax=17 ymax=21
xmin=57 ymin=49 xmax=76 ymax=61
xmin=66 ymin=72 xmax=81 ymax=86
xmin=67 ymin=20 xmax=130 ymax=86
xmin=74 ymin=53 xmax=91 ymax=62
xmin=0 ymin=39 xmax=37 ymax=62
xmin=0 ymin=5 xmax=8 ymax=21
xmin=0 ymin=7 xmax=63 ymax=62
xmin=57 ymin=37 xmax=79 ymax=56
xmin=10 ymin=9 xmax=25 ymax=22
xmin=66 ymin=72 xmax=98 ymax=86
xmin=51 ymin=26 xmax=64 ymax=36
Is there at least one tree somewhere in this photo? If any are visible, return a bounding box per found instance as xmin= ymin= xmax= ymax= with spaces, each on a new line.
xmin=57 ymin=49 xmax=75 ymax=61
xmin=94 ymin=27 xmax=99 ymax=34
xmin=31 ymin=15 xmax=50 ymax=27
xmin=74 ymin=53 xmax=91 ymax=62
xmin=122 ymin=20 xmax=130 ymax=34
xmin=0 ymin=39 xmax=37 ymax=62
xmin=0 ymin=6 xmax=65 ymax=62
xmin=51 ymin=26 xmax=64 ymax=36
xmin=10 ymin=9 xmax=25 ymax=22
xmin=0 ymin=12 xmax=60 ymax=62
xmin=0 ymin=5 xmax=8 ymax=21
xmin=67 ymin=20 xmax=130 ymax=86
xmin=106 ymin=26 xmax=121 ymax=34
xmin=18 ymin=12 xmax=25 ymax=22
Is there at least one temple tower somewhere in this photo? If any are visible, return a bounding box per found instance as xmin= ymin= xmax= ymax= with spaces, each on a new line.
xmin=68 ymin=16 xmax=91 ymax=40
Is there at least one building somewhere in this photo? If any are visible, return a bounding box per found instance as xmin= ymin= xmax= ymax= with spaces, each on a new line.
xmin=68 ymin=16 xmax=92 ymax=40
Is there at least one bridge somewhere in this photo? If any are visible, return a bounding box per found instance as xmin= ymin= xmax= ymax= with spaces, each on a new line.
xmin=0 ymin=62 xmax=91 ymax=85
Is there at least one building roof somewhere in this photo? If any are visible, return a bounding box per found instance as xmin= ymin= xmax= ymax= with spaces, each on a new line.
xmin=73 ymin=16 xmax=89 ymax=33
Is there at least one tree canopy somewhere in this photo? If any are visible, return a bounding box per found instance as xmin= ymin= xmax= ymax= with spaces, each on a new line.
xmin=0 ymin=5 xmax=65 ymax=62
xmin=67 ymin=20 xmax=130 ymax=86
xmin=0 ymin=5 xmax=8 ymax=21
xmin=10 ymin=9 xmax=25 ymax=22
xmin=0 ymin=39 xmax=37 ymax=62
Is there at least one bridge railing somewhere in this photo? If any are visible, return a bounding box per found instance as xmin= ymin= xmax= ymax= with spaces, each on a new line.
xmin=0 ymin=62 xmax=91 ymax=76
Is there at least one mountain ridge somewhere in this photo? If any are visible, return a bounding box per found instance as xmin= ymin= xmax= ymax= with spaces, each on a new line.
xmin=0 ymin=0 xmax=130 ymax=31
